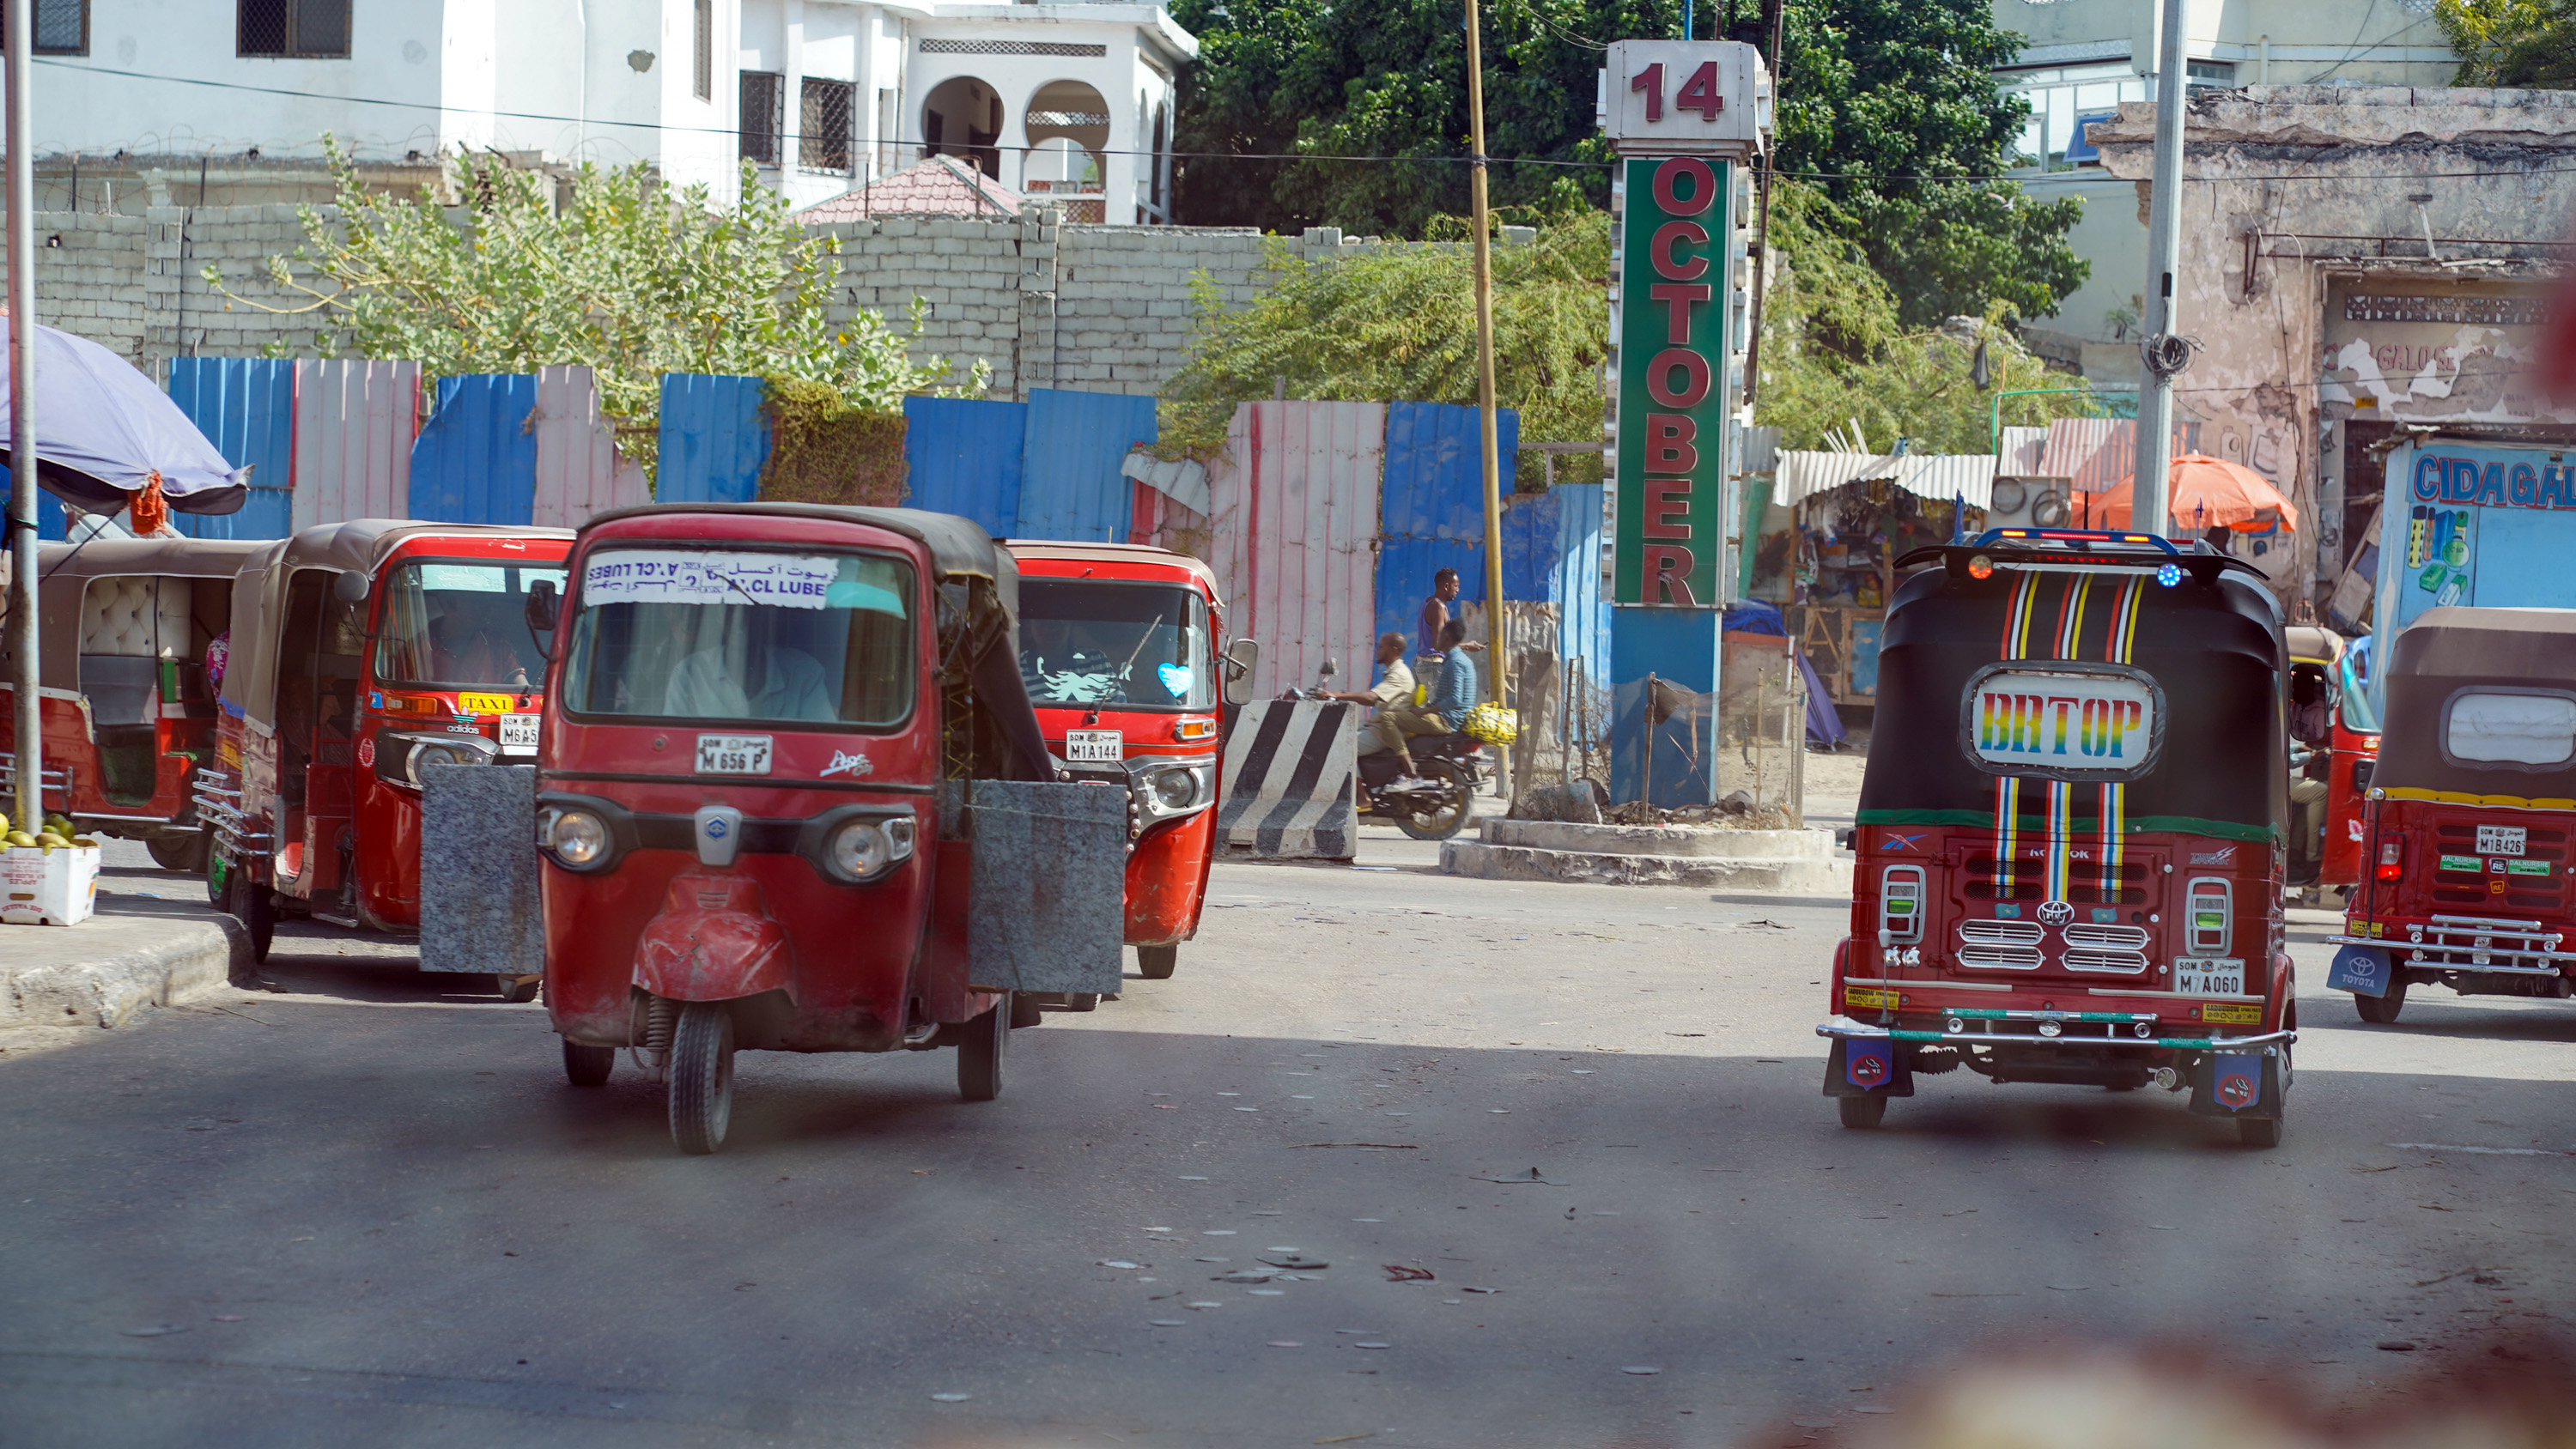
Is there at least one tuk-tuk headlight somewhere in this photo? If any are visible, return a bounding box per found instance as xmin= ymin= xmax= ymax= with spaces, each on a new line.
xmin=1151 ymin=767 xmax=1198 ymax=810
xmin=548 ymin=808 xmax=610 ymax=868
xmin=830 ymin=819 xmax=890 ymax=876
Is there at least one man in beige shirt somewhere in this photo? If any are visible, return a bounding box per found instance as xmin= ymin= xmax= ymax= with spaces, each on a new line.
xmin=1331 ymin=631 xmax=1439 ymax=787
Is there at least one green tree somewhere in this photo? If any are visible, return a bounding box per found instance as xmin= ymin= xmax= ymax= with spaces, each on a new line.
xmin=1158 ymin=212 xmax=1612 ymax=481
xmin=2435 ymin=0 xmax=2576 ymax=86
xmin=213 ymin=140 xmax=971 ymax=476
xmin=1169 ymin=0 xmax=2086 ymax=325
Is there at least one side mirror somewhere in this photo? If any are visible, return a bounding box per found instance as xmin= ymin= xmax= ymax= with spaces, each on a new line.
xmin=524 ymin=579 xmax=561 ymax=658
xmin=1317 ymin=657 xmax=1340 ymax=682
xmin=332 ymin=570 xmax=369 ymax=604
xmin=1222 ymin=637 xmax=1261 ymax=706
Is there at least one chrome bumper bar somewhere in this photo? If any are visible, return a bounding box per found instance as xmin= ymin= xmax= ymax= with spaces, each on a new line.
xmin=192 ymin=781 xmax=272 ymax=859
xmin=2330 ymin=922 xmax=2576 ymax=976
xmin=1817 ymin=1016 xmax=2295 ymax=1052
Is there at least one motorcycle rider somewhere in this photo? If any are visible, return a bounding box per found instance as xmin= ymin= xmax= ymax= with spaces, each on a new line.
xmin=1327 ymin=633 xmax=1422 ymax=784
xmin=1356 ymin=621 xmax=1477 ymax=790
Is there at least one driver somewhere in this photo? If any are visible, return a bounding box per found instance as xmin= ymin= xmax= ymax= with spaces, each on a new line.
xmin=2289 ymin=668 xmax=2330 ymax=859
xmin=426 ymin=600 xmax=527 ymax=688
xmin=665 ymin=612 xmax=837 ymax=721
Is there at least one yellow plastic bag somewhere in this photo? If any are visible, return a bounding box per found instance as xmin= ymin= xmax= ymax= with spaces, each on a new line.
xmin=1462 ymin=701 xmax=1520 ymax=745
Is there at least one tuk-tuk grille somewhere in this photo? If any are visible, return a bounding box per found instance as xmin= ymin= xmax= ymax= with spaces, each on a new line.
xmin=1958 ymin=943 xmax=2046 ymax=969
xmin=2063 ymin=948 xmax=2150 ymax=973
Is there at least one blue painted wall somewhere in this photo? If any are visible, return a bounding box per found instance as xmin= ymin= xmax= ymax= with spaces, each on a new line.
xmin=167 ymin=357 xmax=295 ymax=540
xmin=410 ymin=375 xmax=538 ymax=525
xmin=657 ymin=374 xmax=769 ymax=504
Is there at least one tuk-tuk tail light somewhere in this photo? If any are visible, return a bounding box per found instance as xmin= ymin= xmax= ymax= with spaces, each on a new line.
xmin=2376 ymin=837 xmax=2403 ymax=882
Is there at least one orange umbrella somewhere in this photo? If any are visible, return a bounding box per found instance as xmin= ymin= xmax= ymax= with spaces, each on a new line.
xmin=2096 ymin=453 xmax=2300 ymax=532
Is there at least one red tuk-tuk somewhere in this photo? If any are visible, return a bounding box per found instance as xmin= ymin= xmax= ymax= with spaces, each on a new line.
xmin=2329 ymin=606 xmax=2576 ymax=1023
xmin=1007 ymin=542 xmax=1255 ymax=995
xmin=0 ymin=537 xmax=264 ymax=868
xmin=1819 ymin=530 xmax=2298 ymax=1147
xmin=2286 ymin=624 xmax=2380 ymax=897
xmin=199 ymin=521 xmax=573 ymax=967
xmin=526 ymin=504 xmax=1121 ymax=1154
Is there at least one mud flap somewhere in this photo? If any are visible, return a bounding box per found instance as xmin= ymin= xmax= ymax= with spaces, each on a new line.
xmin=2189 ymin=1048 xmax=2285 ymax=1119
xmin=2328 ymin=943 xmax=2392 ymax=997
xmin=418 ymin=762 xmax=544 ymax=976
xmin=1821 ymin=1038 xmax=1915 ymax=1098
xmin=942 ymin=779 xmax=1127 ymax=997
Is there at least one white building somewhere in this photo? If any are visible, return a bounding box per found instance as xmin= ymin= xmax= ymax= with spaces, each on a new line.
xmin=1990 ymin=0 xmax=2457 ymax=381
xmin=23 ymin=0 xmax=1194 ymax=223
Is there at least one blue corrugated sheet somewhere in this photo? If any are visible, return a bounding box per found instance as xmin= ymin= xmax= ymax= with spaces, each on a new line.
xmin=1373 ymin=535 xmax=1485 ymax=658
xmin=657 ymin=374 xmax=769 ymax=504
xmin=167 ymin=357 xmax=296 ymax=540
xmin=902 ymin=396 xmax=1026 ymax=536
xmin=1548 ymin=483 xmax=1609 ymax=693
xmin=1014 ymin=388 xmax=1157 ymax=543
xmin=3 ymin=468 xmax=66 ymax=540
xmin=410 ymin=375 xmax=538 ymax=525
xmin=1380 ymin=402 xmax=1521 ymax=541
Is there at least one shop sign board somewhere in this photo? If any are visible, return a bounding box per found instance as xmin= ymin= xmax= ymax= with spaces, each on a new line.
xmin=2368 ymin=438 xmax=2576 ymax=713
xmin=1613 ymin=155 xmax=1733 ymax=607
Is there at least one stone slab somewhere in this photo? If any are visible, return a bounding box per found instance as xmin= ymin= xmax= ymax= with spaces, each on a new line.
xmin=0 ymin=902 xmax=246 ymax=1031
xmin=1440 ymin=840 xmax=1855 ymax=894
xmin=1480 ymin=818 xmax=1838 ymax=861
xmin=418 ymin=764 xmax=544 ymax=977
xmin=949 ymin=779 xmax=1127 ymax=996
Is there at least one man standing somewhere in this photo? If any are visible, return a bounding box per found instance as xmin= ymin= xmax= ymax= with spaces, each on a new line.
xmin=1419 ymin=568 xmax=1461 ymax=661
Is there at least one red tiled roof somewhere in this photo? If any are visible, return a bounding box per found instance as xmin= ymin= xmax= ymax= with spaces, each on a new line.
xmin=793 ymin=156 xmax=1024 ymax=221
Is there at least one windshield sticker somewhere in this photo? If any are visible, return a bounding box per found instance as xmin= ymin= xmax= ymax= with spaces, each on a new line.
xmin=1965 ymin=665 xmax=2160 ymax=779
xmin=416 ymin=563 xmax=509 ymax=592
xmin=1157 ymin=663 xmax=1194 ymax=700
xmin=583 ymin=551 xmax=837 ymax=610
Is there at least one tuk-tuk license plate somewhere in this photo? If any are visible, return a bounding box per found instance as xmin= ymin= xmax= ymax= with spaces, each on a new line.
xmin=2478 ymin=825 xmax=2527 ymax=857
xmin=696 ymin=734 xmax=773 ymax=775
xmin=2172 ymin=957 xmax=2245 ymax=996
xmin=498 ymin=714 xmax=539 ymax=755
xmin=1065 ymin=729 xmax=1123 ymax=763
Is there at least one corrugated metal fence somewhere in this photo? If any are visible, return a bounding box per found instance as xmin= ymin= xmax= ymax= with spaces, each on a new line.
xmin=167 ymin=358 xmax=295 ymax=540
xmin=658 ymin=374 xmax=769 ymax=506
xmin=1208 ymin=401 xmax=1387 ymax=700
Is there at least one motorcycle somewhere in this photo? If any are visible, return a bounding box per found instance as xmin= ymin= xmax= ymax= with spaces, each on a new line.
xmin=1289 ymin=659 xmax=1484 ymax=842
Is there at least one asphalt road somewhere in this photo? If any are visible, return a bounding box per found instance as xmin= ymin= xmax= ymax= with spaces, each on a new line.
xmin=1 ymin=833 xmax=2570 ymax=1448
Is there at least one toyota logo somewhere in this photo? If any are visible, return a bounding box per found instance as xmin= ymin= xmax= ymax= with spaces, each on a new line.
xmin=2038 ymin=900 xmax=2074 ymax=927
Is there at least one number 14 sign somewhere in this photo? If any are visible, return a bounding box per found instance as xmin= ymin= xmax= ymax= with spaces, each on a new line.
xmin=1600 ymin=41 xmax=1765 ymax=158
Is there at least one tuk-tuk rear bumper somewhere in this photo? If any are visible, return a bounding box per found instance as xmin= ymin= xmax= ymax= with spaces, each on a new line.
xmin=1815 ymin=1017 xmax=2296 ymax=1052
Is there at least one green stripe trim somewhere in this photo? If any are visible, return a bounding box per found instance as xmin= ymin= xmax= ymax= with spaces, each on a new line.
xmin=1856 ymin=809 xmax=2277 ymax=844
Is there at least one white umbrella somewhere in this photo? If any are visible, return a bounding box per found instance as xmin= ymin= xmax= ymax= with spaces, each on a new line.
xmin=0 ymin=314 xmax=247 ymax=518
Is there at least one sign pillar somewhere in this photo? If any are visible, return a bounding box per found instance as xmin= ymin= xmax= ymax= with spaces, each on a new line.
xmin=1601 ymin=40 xmax=1766 ymax=807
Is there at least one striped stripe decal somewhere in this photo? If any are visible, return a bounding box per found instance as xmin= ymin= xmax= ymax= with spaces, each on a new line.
xmin=2099 ymin=579 xmax=2144 ymax=895
xmin=1994 ymin=573 xmax=2043 ymax=890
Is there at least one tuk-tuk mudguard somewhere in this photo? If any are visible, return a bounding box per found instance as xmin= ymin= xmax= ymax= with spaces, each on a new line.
xmin=1822 ymin=1037 xmax=1916 ymax=1097
xmin=634 ymin=874 xmax=795 ymax=1003
xmin=1127 ymin=806 xmax=1216 ymax=946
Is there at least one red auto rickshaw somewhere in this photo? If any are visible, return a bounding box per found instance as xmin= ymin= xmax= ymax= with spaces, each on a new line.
xmin=0 ymin=536 xmax=264 ymax=869
xmin=198 ymin=521 xmax=573 ymax=968
xmin=1820 ymin=530 xmax=2297 ymax=1147
xmin=525 ymin=504 xmax=1122 ymax=1154
xmin=2286 ymin=624 xmax=2380 ymax=897
xmin=1006 ymin=542 xmax=1255 ymax=998
xmin=2329 ymin=606 xmax=2576 ymax=1023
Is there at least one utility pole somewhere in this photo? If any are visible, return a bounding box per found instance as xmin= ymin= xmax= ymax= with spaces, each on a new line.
xmin=2134 ymin=0 xmax=2190 ymax=538
xmin=1466 ymin=0 xmax=1507 ymax=707
xmin=6 ymin=0 xmax=42 ymax=832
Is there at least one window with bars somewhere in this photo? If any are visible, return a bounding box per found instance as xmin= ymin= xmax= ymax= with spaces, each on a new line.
xmin=740 ymin=71 xmax=785 ymax=166
xmin=801 ymin=77 xmax=856 ymax=175
xmin=1 ymin=0 xmax=89 ymax=54
xmin=237 ymin=0 xmax=349 ymax=58
xmin=692 ymin=0 xmax=711 ymax=101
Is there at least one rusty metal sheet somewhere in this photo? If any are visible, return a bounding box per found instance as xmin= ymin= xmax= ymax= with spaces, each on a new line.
xmin=291 ymin=360 xmax=417 ymax=529
xmin=1208 ymin=401 xmax=1385 ymax=699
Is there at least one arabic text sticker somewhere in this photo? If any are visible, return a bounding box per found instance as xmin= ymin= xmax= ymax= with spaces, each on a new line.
xmin=583 ymin=550 xmax=838 ymax=609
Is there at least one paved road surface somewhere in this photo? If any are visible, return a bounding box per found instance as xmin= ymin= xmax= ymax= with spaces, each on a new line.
xmin=2 ymin=832 xmax=2569 ymax=1447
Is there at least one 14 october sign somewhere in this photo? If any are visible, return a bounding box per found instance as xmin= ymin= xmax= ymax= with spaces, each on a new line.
xmin=1614 ymin=155 xmax=1732 ymax=606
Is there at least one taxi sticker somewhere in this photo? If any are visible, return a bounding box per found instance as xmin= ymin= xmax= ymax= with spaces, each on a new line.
xmin=2201 ymin=1001 xmax=2263 ymax=1024
xmin=457 ymin=693 xmax=517 ymax=715
xmin=1844 ymin=985 xmax=1899 ymax=1012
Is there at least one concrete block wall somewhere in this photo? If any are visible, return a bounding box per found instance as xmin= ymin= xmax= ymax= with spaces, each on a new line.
xmin=27 ymin=200 xmax=1421 ymax=400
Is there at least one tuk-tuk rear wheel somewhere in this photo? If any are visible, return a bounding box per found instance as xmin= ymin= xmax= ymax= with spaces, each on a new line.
xmin=2354 ymin=981 xmax=2407 ymax=1024
xmin=958 ymin=995 xmax=1009 ymax=1103
xmin=562 ymin=1039 xmax=615 ymax=1087
xmin=2239 ymin=1114 xmax=2282 ymax=1149
xmin=228 ymin=872 xmax=275 ymax=965
xmin=148 ymin=833 xmax=210 ymax=874
xmin=1837 ymin=1094 xmax=1887 ymax=1129
xmin=1138 ymin=944 xmax=1177 ymax=979
xmin=668 ymin=1003 xmax=737 ymax=1155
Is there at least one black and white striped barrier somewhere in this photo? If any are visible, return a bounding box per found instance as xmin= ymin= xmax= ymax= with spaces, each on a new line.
xmin=1217 ymin=700 xmax=1358 ymax=860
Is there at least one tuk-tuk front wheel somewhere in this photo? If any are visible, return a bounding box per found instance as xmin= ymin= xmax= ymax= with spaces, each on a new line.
xmin=562 ymin=1040 xmax=615 ymax=1088
xmin=1837 ymin=1094 xmax=1887 ymax=1129
xmin=1138 ymin=944 xmax=1177 ymax=980
xmin=668 ymin=1003 xmax=737 ymax=1155
xmin=958 ymin=995 xmax=1009 ymax=1103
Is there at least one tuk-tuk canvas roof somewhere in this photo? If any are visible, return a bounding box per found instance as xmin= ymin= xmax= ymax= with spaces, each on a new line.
xmin=2378 ymin=606 xmax=2576 ymax=796
xmin=584 ymin=504 xmax=1009 ymax=591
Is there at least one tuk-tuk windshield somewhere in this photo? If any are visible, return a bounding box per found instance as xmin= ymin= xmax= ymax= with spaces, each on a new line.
xmin=1018 ymin=579 xmax=1214 ymax=711
xmin=376 ymin=561 xmax=568 ymax=690
xmin=562 ymin=549 xmax=915 ymax=727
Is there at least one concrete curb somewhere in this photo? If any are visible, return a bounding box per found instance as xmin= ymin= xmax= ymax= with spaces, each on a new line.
xmin=1441 ymin=840 xmax=1856 ymax=893
xmin=0 ymin=909 xmax=250 ymax=1032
